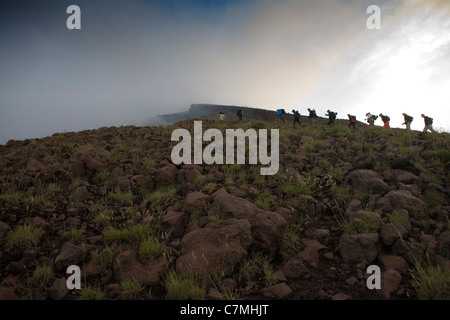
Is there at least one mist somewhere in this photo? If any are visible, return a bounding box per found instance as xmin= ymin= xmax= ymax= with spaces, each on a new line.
xmin=1 ymin=0 xmax=449 ymax=144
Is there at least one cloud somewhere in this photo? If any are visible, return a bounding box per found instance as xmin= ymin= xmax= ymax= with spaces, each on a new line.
xmin=0 ymin=0 xmax=449 ymax=143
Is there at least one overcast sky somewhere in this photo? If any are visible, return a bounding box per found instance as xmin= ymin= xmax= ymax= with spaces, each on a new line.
xmin=1 ymin=0 xmax=449 ymax=144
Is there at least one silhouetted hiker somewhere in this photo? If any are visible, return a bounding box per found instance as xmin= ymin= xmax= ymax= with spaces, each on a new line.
xmin=348 ymin=114 xmax=357 ymax=130
xmin=402 ymin=113 xmax=413 ymax=130
xmin=365 ymin=112 xmax=378 ymax=126
xmin=325 ymin=110 xmax=337 ymax=126
xmin=421 ymin=114 xmax=435 ymax=133
xmin=219 ymin=110 xmax=225 ymax=121
xmin=379 ymin=114 xmax=392 ymax=130
xmin=236 ymin=109 xmax=243 ymax=121
xmin=308 ymin=108 xmax=317 ymax=126
xmin=277 ymin=109 xmax=286 ymax=123
xmin=292 ymin=109 xmax=301 ymax=126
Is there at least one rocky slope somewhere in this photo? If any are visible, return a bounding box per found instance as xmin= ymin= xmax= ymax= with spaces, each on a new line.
xmin=0 ymin=115 xmax=449 ymax=300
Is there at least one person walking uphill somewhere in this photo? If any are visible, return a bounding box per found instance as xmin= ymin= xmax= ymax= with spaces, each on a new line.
xmin=366 ymin=113 xmax=378 ymax=126
xmin=325 ymin=110 xmax=337 ymax=126
xmin=236 ymin=109 xmax=243 ymax=121
xmin=421 ymin=114 xmax=435 ymax=133
xmin=402 ymin=113 xmax=413 ymax=130
xmin=277 ymin=108 xmax=286 ymax=124
xmin=308 ymin=108 xmax=318 ymax=126
xmin=292 ymin=109 xmax=301 ymax=126
xmin=379 ymin=114 xmax=392 ymax=130
xmin=348 ymin=114 xmax=357 ymax=130
xmin=219 ymin=110 xmax=225 ymax=121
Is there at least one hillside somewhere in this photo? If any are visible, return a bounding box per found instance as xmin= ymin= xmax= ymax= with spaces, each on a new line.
xmin=0 ymin=114 xmax=449 ymax=301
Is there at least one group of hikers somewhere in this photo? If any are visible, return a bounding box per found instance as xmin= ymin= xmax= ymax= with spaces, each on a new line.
xmin=364 ymin=112 xmax=435 ymax=133
xmin=219 ymin=108 xmax=436 ymax=133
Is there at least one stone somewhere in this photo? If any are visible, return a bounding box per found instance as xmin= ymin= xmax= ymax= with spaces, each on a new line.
xmin=397 ymin=172 xmax=421 ymax=187
xmin=275 ymin=207 xmax=291 ymax=221
xmin=376 ymin=190 xmax=426 ymax=212
xmin=301 ymin=238 xmax=327 ymax=251
xmin=313 ymin=229 xmax=330 ymax=240
xmin=297 ymin=247 xmax=320 ymax=268
xmin=104 ymin=284 xmax=122 ymax=299
xmin=55 ymin=242 xmax=85 ymax=270
xmin=161 ymin=209 xmax=188 ymax=241
xmin=339 ymin=233 xmax=379 ymax=264
xmin=155 ymin=165 xmax=177 ymax=186
xmin=0 ymin=287 xmax=20 ymax=300
xmin=30 ymin=217 xmax=46 ymax=228
xmin=348 ymin=169 xmax=388 ymax=194
xmin=345 ymin=276 xmax=358 ymax=286
xmin=274 ymin=270 xmax=287 ymax=282
xmin=183 ymin=192 xmax=210 ymax=214
xmin=280 ymin=256 xmax=310 ymax=279
xmin=438 ymin=230 xmax=450 ymax=248
xmin=6 ymin=262 xmax=25 ymax=274
xmin=421 ymin=234 xmax=437 ymax=255
xmin=261 ymin=283 xmax=293 ymax=299
xmin=0 ymin=221 xmax=11 ymax=237
xmin=208 ymin=189 xmax=287 ymax=257
xmin=176 ymin=218 xmax=252 ymax=278
xmin=113 ymin=250 xmax=166 ymax=285
xmin=331 ymin=293 xmax=352 ymax=300
xmin=48 ymin=277 xmax=70 ymax=300
xmin=378 ymin=255 xmax=409 ymax=272
xmin=82 ymin=260 xmax=102 ymax=278
xmin=382 ymin=269 xmax=401 ymax=299
xmin=435 ymin=255 xmax=450 ymax=270
xmin=380 ymin=223 xmax=408 ymax=246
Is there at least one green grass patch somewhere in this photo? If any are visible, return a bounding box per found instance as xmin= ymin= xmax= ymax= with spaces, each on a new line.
xmin=147 ymin=186 xmax=178 ymax=208
xmin=0 ymin=192 xmax=22 ymax=206
xmin=103 ymin=222 xmax=156 ymax=245
xmin=239 ymin=251 xmax=277 ymax=286
xmin=389 ymin=211 xmax=412 ymax=230
xmin=120 ymin=277 xmax=146 ymax=299
xmin=26 ymin=265 xmax=54 ymax=288
xmin=24 ymin=195 xmax=55 ymax=212
xmin=107 ymin=191 xmax=134 ymax=206
xmin=164 ymin=271 xmax=206 ymax=300
xmin=79 ymin=287 xmax=104 ymax=300
xmin=412 ymin=257 xmax=450 ymax=300
xmin=7 ymin=223 xmax=43 ymax=249
xmin=91 ymin=247 xmax=117 ymax=272
xmin=342 ymin=214 xmax=380 ymax=234
xmin=279 ymin=222 xmax=305 ymax=260
xmin=139 ymin=235 xmax=164 ymax=260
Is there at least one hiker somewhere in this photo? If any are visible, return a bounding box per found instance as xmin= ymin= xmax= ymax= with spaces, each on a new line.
xmin=277 ymin=108 xmax=286 ymax=123
xmin=402 ymin=113 xmax=413 ymax=130
xmin=236 ymin=109 xmax=243 ymax=121
xmin=379 ymin=114 xmax=392 ymax=130
xmin=365 ymin=112 xmax=378 ymax=126
xmin=325 ymin=110 xmax=337 ymax=126
xmin=308 ymin=108 xmax=317 ymax=126
xmin=348 ymin=114 xmax=357 ymax=130
xmin=421 ymin=114 xmax=435 ymax=133
xmin=219 ymin=110 xmax=225 ymax=121
xmin=292 ymin=109 xmax=301 ymax=126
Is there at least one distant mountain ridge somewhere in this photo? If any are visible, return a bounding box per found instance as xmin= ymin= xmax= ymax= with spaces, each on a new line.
xmin=150 ymin=104 xmax=293 ymax=124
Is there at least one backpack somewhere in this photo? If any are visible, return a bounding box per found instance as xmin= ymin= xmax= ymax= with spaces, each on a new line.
xmin=350 ymin=115 xmax=356 ymax=123
xmin=331 ymin=112 xmax=336 ymax=120
xmin=372 ymin=115 xmax=378 ymax=120
xmin=385 ymin=116 xmax=390 ymax=122
xmin=405 ymin=115 xmax=413 ymax=122
xmin=426 ymin=117 xmax=433 ymax=125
